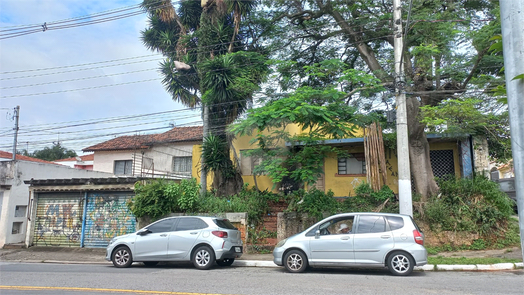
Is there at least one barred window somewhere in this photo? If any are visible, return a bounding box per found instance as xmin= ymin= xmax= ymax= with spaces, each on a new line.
xmin=338 ymin=154 xmax=366 ymax=175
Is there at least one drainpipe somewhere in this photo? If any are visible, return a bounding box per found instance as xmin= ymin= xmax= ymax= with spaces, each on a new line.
xmin=80 ymin=192 xmax=88 ymax=247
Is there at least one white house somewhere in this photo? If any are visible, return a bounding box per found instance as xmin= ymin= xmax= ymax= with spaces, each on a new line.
xmin=82 ymin=126 xmax=203 ymax=179
xmin=0 ymin=151 xmax=113 ymax=248
xmin=53 ymin=154 xmax=94 ymax=170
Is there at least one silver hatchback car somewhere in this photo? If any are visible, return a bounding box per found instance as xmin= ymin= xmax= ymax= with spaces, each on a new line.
xmin=273 ymin=212 xmax=427 ymax=276
xmin=106 ymin=216 xmax=243 ymax=269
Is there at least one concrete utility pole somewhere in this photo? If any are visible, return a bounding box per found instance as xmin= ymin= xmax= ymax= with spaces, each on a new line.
xmin=12 ymin=105 xmax=20 ymax=160
xmin=200 ymin=105 xmax=208 ymax=195
xmin=393 ymin=0 xmax=413 ymax=216
xmin=499 ymin=0 xmax=524 ymax=261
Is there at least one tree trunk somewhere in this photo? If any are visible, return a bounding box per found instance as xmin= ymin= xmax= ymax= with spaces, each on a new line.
xmin=406 ymin=95 xmax=439 ymax=201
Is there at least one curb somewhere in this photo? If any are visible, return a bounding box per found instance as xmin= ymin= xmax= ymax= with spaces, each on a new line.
xmin=2 ymin=259 xmax=522 ymax=271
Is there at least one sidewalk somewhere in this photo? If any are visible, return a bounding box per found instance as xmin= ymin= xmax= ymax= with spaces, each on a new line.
xmin=1 ymin=246 xmax=522 ymax=271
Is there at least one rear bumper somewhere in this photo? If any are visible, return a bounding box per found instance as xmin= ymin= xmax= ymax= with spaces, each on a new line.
xmin=215 ymin=246 xmax=243 ymax=260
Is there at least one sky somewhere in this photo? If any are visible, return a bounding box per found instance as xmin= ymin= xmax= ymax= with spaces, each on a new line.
xmin=0 ymin=0 xmax=201 ymax=155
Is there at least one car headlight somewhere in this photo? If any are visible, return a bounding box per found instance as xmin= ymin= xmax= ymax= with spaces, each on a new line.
xmin=108 ymin=237 xmax=117 ymax=246
xmin=275 ymin=238 xmax=287 ymax=248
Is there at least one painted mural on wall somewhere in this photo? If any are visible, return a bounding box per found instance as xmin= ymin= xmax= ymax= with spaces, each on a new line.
xmin=84 ymin=193 xmax=136 ymax=247
xmin=34 ymin=198 xmax=83 ymax=247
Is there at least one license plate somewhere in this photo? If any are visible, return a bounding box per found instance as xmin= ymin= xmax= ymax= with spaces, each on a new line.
xmin=235 ymin=247 xmax=241 ymax=253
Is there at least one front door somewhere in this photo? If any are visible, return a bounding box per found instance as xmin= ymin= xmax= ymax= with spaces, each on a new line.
xmin=133 ymin=218 xmax=177 ymax=261
xmin=308 ymin=216 xmax=355 ymax=265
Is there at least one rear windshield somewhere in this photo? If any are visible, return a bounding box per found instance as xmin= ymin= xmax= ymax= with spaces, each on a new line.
xmin=214 ymin=219 xmax=237 ymax=229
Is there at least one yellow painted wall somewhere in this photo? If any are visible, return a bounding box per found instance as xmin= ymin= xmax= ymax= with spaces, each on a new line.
xmin=191 ymin=124 xmax=461 ymax=197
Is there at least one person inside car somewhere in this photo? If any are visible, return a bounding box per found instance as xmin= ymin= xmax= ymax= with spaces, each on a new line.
xmin=338 ymin=223 xmax=350 ymax=234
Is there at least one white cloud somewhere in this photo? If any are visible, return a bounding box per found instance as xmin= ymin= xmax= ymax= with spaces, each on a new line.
xmin=0 ymin=0 xmax=200 ymax=154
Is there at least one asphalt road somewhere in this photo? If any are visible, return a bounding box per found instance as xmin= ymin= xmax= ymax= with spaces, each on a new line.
xmin=1 ymin=262 xmax=523 ymax=295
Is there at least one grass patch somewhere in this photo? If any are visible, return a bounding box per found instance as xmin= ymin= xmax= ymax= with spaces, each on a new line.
xmin=428 ymin=256 xmax=521 ymax=265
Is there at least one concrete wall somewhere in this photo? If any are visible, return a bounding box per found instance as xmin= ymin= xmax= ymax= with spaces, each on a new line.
xmin=0 ymin=161 xmax=113 ymax=248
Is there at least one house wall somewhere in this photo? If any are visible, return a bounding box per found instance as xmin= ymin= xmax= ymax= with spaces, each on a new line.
xmin=0 ymin=161 xmax=113 ymax=248
xmin=93 ymin=142 xmax=198 ymax=177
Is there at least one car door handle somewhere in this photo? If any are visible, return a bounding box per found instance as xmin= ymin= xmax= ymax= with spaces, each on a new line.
xmin=190 ymin=232 xmax=198 ymax=235
xmin=381 ymin=235 xmax=391 ymax=239
xmin=160 ymin=234 xmax=168 ymax=237
xmin=340 ymin=236 xmax=350 ymax=240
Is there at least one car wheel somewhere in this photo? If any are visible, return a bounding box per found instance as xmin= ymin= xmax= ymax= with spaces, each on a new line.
xmin=192 ymin=246 xmax=215 ymax=270
xmin=112 ymin=246 xmax=133 ymax=268
xmin=143 ymin=261 xmax=159 ymax=267
xmin=284 ymin=250 xmax=308 ymax=273
xmin=216 ymin=258 xmax=235 ymax=267
xmin=387 ymin=251 xmax=414 ymax=276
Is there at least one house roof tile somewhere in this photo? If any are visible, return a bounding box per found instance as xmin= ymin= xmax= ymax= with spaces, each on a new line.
xmin=0 ymin=150 xmax=59 ymax=165
xmin=83 ymin=126 xmax=203 ymax=152
xmin=54 ymin=154 xmax=94 ymax=162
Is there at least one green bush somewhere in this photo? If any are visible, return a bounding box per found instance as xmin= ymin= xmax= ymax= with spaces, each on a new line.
xmin=423 ymin=175 xmax=514 ymax=234
xmin=342 ymin=183 xmax=398 ymax=213
xmin=128 ymin=179 xmax=181 ymax=220
xmin=286 ymin=189 xmax=341 ymax=219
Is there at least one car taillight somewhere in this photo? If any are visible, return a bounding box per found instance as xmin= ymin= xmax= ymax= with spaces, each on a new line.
xmin=212 ymin=231 xmax=228 ymax=238
xmin=413 ymin=230 xmax=424 ymax=245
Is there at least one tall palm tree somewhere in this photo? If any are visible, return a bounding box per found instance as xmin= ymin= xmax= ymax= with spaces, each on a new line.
xmin=141 ymin=0 xmax=268 ymax=196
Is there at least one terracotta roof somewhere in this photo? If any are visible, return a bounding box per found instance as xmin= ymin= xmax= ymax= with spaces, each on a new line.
xmin=83 ymin=126 xmax=203 ymax=152
xmin=0 ymin=150 xmax=59 ymax=165
xmin=54 ymin=154 xmax=94 ymax=162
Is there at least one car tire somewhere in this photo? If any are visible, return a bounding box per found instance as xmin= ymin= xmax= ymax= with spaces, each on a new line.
xmin=387 ymin=251 xmax=414 ymax=276
xmin=216 ymin=258 xmax=235 ymax=267
xmin=192 ymin=246 xmax=215 ymax=270
xmin=143 ymin=261 xmax=159 ymax=267
xmin=112 ymin=246 xmax=133 ymax=268
xmin=284 ymin=250 xmax=308 ymax=273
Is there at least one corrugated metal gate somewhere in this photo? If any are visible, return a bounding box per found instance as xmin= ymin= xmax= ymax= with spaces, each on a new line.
xmin=33 ymin=193 xmax=84 ymax=247
xmin=83 ymin=192 xmax=136 ymax=248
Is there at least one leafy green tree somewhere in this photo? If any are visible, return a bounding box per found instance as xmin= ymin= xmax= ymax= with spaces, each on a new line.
xmin=232 ymin=60 xmax=384 ymax=188
xmin=141 ymin=0 xmax=269 ymax=196
xmin=29 ymin=143 xmax=77 ymax=161
xmin=254 ymin=0 xmax=503 ymax=199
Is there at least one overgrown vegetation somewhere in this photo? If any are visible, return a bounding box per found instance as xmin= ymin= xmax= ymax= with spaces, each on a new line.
xmin=128 ymin=174 xmax=519 ymax=252
xmin=128 ymin=179 xmax=279 ymax=227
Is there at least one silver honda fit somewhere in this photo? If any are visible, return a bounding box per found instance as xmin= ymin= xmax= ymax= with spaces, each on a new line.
xmin=106 ymin=216 xmax=243 ymax=269
xmin=273 ymin=212 xmax=427 ymax=275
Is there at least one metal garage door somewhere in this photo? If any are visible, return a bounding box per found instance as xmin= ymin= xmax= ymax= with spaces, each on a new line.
xmin=33 ymin=193 xmax=84 ymax=247
xmin=83 ymin=192 xmax=136 ymax=248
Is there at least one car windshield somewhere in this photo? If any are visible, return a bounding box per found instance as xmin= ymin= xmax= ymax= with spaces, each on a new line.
xmin=214 ymin=219 xmax=236 ymax=229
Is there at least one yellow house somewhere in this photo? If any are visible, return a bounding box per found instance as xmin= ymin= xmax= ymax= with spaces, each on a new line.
xmin=192 ymin=126 xmax=476 ymax=197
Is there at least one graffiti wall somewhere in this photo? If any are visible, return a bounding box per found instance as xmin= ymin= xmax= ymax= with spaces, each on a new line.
xmin=84 ymin=192 xmax=136 ymax=248
xmin=33 ymin=195 xmax=83 ymax=247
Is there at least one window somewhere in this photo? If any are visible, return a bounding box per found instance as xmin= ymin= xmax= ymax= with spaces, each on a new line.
xmin=14 ymin=205 xmax=27 ymax=217
xmin=214 ymin=219 xmax=236 ymax=229
xmin=12 ymin=222 xmax=23 ymax=234
xmin=356 ymin=215 xmax=386 ymax=233
xmin=386 ymin=216 xmax=404 ymax=231
xmin=338 ymin=154 xmax=366 ymax=175
xmin=176 ymin=217 xmax=208 ymax=231
xmin=240 ymin=152 xmax=262 ymax=175
xmin=173 ymin=156 xmax=192 ymax=174
xmin=114 ymin=160 xmax=132 ymax=175
xmin=147 ymin=218 xmax=176 ymax=233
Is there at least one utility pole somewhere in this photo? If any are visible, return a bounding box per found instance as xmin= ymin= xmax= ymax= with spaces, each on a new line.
xmin=12 ymin=105 xmax=20 ymax=161
xmin=499 ymin=0 xmax=524 ymax=262
xmin=393 ymin=0 xmax=413 ymax=216
xmin=200 ymin=105 xmax=208 ymax=195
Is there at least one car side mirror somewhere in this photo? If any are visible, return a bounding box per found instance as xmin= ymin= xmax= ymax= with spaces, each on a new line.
xmin=137 ymin=229 xmax=150 ymax=236
xmin=315 ymin=230 xmax=320 ymax=238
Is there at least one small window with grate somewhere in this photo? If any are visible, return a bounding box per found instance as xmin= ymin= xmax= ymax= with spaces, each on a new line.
xmin=338 ymin=154 xmax=366 ymax=175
